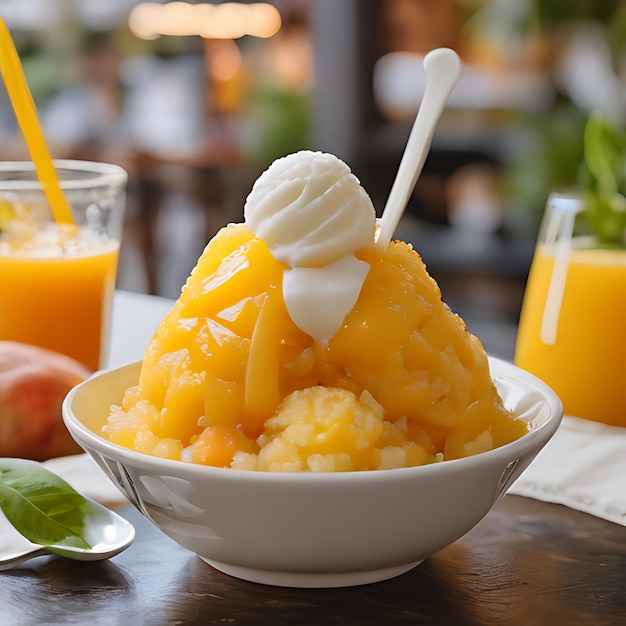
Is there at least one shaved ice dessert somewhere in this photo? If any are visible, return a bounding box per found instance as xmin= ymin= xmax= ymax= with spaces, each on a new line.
xmin=104 ymin=151 xmax=528 ymax=471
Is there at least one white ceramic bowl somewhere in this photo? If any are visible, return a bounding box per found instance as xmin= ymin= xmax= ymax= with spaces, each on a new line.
xmin=63 ymin=357 xmax=562 ymax=588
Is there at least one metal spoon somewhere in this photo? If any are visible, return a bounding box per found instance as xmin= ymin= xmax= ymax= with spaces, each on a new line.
xmin=0 ymin=497 xmax=135 ymax=570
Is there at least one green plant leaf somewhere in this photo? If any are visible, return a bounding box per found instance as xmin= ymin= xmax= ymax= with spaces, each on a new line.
xmin=581 ymin=113 xmax=626 ymax=247
xmin=0 ymin=458 xmax=91 ymax=550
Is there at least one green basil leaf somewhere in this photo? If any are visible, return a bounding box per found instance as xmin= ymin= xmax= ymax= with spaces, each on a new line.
xmin=0 ymin=458 xmax=91 ymax=550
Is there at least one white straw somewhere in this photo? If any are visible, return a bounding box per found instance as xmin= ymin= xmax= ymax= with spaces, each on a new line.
xmin=539 ymin=195 xmax=584 ymax=345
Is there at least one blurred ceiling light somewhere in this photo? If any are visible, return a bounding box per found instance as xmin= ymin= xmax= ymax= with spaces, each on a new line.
xmin=128 ymin=2 xmax=281 ymax=41
xmin=159 ymin=2 xmax=196 ymax=37
xmin=127 ymin=3 xmax=161 ymax=40
xmin=246 ymin=2 xmax=282 ymax=38
xmin=198 ymin=4 xmax=248 ymax=39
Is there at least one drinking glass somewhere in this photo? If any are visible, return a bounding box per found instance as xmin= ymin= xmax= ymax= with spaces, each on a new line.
xmin=514 ymin=191 xmax=626 ymax=427
xmin=0 ymin=160 xmax=127 ymax=371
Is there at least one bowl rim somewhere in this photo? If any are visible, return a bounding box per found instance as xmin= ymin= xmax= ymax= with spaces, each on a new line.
xmin=62 ymin=355 xmax=563 ymax=483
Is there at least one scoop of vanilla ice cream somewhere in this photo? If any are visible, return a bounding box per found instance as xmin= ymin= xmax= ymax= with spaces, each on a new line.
xmin=244 ymin=150 xmax=377 ymax=345
xmin=244 ymin=151 xmax=376 ymax=268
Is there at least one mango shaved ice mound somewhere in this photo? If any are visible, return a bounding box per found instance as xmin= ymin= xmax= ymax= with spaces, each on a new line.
xmin=104 ymin=151 xmax=529 ymax=471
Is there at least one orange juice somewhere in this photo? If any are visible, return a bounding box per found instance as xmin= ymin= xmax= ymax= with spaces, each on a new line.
xmin=0 ymin=224 xmax=119 ymax=370
xmin=515 ymin=243 xmax=626 ymax=426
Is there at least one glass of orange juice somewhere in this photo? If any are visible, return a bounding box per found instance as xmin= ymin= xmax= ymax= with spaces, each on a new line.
xmin=0 ymin=160 xmax=127 ymax=371
xmin=515 ymin=191 xmax=626 ymax=427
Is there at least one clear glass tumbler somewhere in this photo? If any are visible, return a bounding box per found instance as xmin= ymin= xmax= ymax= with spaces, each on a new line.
xmin=0 ymin=160 xmax=127 ymax=371
xmin=514 ymin=191 xmax=626 ymax=427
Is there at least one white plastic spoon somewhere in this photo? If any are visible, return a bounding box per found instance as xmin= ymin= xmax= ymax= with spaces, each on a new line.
xmin=376 ymin=48 xmax=462 ymax=251
xmin=0 ymin=497 xmax=135 ymax=570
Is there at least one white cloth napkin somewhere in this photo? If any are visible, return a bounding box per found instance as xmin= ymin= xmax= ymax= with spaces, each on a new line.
xmin=508 ymin=416 xmax=626 ymax=526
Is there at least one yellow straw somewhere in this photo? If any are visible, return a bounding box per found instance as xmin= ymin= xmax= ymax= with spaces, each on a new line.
xmin=0 ymin=17 xmax=74 ymax=224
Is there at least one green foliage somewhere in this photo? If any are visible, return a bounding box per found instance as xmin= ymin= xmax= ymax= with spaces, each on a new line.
xmin=580 ymin=113 xmax=626 ymax=247
xmin=501 ymin=104 xmax=587 ymax=235
xmin=471 ymin=0 xmax=626 ymax=239
xmin=242 ymin=81 xmax=311 ymax=169
xmin=531 ymin=0 xmax=624 ymax=29
xmin=0 ymin=458 xmax=91 ymax=550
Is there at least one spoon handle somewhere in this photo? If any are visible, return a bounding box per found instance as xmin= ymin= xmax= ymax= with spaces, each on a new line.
xmin=377 ymin=48 xmax=462 ymax=251
xmin=0 ymin=546 xmax=48 ymax=571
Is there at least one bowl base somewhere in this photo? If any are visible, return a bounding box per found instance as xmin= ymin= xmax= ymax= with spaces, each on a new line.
xmin=200 ymin=557 xmax=424 ymax=588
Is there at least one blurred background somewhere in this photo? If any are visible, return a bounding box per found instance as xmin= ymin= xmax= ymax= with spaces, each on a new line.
xmin=1 ymin=0 xmax=625 ymax=352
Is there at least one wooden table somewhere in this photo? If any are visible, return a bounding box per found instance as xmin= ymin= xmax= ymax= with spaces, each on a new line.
xmin=1 ymin=291 xmax=625 ymax=626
